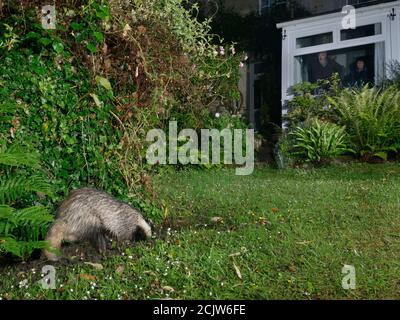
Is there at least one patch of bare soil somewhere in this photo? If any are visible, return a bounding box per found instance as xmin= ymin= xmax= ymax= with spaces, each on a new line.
xmin=0 ymin=218 xmax=192 ymax=272
xmin=0 ymin=241 xmax=118 ymax=272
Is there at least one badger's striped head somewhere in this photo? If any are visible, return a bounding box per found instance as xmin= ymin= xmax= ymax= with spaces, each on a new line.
xmin=132 ymin=217 xmax=152 ymax=241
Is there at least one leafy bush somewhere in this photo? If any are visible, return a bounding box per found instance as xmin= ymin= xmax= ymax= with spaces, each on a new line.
xmin=0 ymin=0 xmax=244 ymax=231
xmin=0 ymin=48 xmax=126 ymax=194
xmin=328 ymin=86 xmax=400 ymax=161
xmin=380 ymin=60 xmax=400 ymax=89
xmin=160 ymin=113 xmax=250 ymax=171
xmin=273 ymin=132 xmax=295 ymax=169
xmin=0 ymin=141 xmax=53 ymax=259
xmin=290 ymin=120 xmax=350 ymax=163
xmin=285 ymin=74 xmax=342 ymax=129
xmin=285 ymin=73 xmax=400 ymax=163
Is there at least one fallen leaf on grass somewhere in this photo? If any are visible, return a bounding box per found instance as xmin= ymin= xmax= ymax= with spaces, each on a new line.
xmin=84 ymin=262 xmax=104 ymax=270
xmin=2 ymin=293 xmax=11 ymax=300
xmin=287 ymin=264 xmax=296 ymax=273
xmin=137 ymin=25 xmax=147 ymax=34
xmin=162 ymin=286 xmax=175 ymax=292
xmin=211 ymin=217 xmax=224 ymax=224
xmin=115 ymin=265 xmax=125 ymax=275
xmin=233 ymin=262 xmax=242 ymax=280
xmin=258 ymin=217 xmax=271 ymax=226
xmin=78 ymin=274 xmax=97 ymax=281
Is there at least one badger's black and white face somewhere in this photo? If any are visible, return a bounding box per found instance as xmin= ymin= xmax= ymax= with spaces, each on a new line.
xmin=132 ymin=226 xmax=149 ymax=241
xmin=132 ymin=222 xmax=149 ymax=241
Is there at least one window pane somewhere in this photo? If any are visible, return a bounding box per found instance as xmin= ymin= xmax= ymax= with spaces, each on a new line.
xmin=296 ymin=32 xmax=333 ymax=48
xmin=294 ymin=43 xmax=385 ymax=87
xmin=341 ymin=23 xmax=382 ymax=41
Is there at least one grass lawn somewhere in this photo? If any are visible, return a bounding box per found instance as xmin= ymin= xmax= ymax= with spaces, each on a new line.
xmin=1 ymin=163 xmax=400 ymax=300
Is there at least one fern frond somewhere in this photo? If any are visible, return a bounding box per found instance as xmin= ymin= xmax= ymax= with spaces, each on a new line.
xmin=0 ymin=205 xmax=53 ymax=241
xmin=11 ymin=206 xmax=54 ymax=226
xmin=0 ymin=175 xmax=53 ymax=204
xmin=0 ymin=146 xmax=40 ymax=167
xmin=0 ymin=237 xmax=50 ymax=259
xmin=0 ymin=205 xmax=14 ymax=220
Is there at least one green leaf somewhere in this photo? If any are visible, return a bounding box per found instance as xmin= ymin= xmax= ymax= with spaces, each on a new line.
xmin=374 ymin=151 xmax=388 ymax=161
xmin=95 ymin=76 xmax=112 ymax=91
xmin=90 ymin=93 xmax=103 ymax=108
xmin=95 ymin=6 xmax=110 ymax=21
xmin=38 ymin=38 xmax=52 ymax=46
xmin=52 ymin=42 xmax=64 ymax=54
xmin=24 ymin=31 xmax=40 ymax=40
xmin=0 ymin=205 xmax=14 ymax=220
xmin=93 ymin=31 xmax=104 ymax=43
xmin=86 ymin=43 xmax=97 ymax=54
xmin=0 ymin=175 xmax=53 ymax=204
xmin=70 ymin=22 xmax=82 ymax=30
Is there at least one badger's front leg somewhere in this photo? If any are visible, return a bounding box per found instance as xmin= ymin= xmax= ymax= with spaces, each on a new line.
xmin=43 ymin=220 xmax=67 ymax=261
xmin=91 ymin=232 xmax=108 ymax=253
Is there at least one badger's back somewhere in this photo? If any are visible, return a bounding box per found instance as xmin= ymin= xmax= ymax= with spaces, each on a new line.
xmin=57 ymin=188 xmax=151 ymax=240
xmin=44 ymin=188 xmax=152 ymax=261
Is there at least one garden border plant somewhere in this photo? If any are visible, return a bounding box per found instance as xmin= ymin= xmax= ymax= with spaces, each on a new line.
xmin=281 ymin=72 xmax=400 ymax=165
xmin=0 ymin=0 xmax=248 ymax=259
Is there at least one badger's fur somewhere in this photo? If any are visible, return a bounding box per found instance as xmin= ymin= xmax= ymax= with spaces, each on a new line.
xmin=43 ymin=188 xmax=152 ymax=261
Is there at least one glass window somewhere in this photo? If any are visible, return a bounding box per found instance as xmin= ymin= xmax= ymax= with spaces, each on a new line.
xmin=296 ymin=32 xmax=333 ymax=49
xmin=294 ymin=43 xmax=385 ymax=87
xmin=341 ymin=23 xmax=382 ymax=41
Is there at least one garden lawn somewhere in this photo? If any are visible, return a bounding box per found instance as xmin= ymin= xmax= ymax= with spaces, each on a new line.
xmin=1 ymin=163 xmax=400 ymax=300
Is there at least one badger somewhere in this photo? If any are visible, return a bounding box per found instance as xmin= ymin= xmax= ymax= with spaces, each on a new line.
xmin=43 ymin=188 xmax=152 ymax=261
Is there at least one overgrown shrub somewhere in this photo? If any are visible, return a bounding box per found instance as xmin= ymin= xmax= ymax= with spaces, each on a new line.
xmin=0 ymin=0 xmax=244 ymax=232
xmin=328 ymin=86 xmax=400 ymax=161
xmin=284 ymin=73 xmax=400 ymax=164
xmin=285 ymin=74 xmax=342 ymax=129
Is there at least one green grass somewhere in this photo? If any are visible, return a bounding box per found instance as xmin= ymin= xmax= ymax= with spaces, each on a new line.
xmin=1 ymin=164 xmax=400 ymax=300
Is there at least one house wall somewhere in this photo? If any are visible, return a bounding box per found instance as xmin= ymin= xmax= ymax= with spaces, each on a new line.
xmin=219 ymin=0 xmax=260 ymax=16
xmin=277 ymin=1 xmax=400 ymax=127
xmin=210 ymin=0 xmax=396 ymax=16
xmin=300 ymin=0 xmax=345 ymax=14
xmin=300 ymin=0 xmax=398 ymax=15
xmin=197 ymin=0 xmax=343 ymax=16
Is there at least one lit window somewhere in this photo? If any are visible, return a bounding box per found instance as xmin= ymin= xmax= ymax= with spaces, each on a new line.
xmin=294 ymin=43 xmax=385 ymax=87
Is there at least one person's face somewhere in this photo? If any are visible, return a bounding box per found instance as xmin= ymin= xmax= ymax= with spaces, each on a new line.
xmin=318 ymin=52 xmax=328 ymax=66
xmin=357 ymin=60 xmax=365 ymax=71
xmin=319 ymin=52 xmax=327 ymax=62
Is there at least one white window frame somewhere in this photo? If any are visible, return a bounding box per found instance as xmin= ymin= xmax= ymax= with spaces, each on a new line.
xmin=277 ymin=1 xmax=400 ymax=120
xmin=259 ymin=0 xmax=287 ymax=15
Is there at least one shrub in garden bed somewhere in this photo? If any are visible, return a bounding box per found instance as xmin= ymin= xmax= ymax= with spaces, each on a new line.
xmin=0 ymin=0 xmax=245 ymax=258
xmin=328 ymin=86 xmax=400 ymax=162
xmin=290 ymin=119 xmax=351 ymax=164
xmin=282 ymin=75 xmax=400 ymax=165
